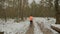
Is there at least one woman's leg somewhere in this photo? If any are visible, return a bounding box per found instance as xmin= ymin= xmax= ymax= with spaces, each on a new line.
xmin=30 ymin=21 xmax=33 ymax=27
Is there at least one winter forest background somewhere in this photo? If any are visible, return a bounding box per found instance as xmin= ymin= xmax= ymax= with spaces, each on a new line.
xmin=0 ymin=0 xmax=60 ymax=23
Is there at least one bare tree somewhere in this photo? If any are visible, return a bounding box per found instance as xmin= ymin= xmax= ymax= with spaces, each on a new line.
xmin=55 ymin=0 xmax=60 ymax=24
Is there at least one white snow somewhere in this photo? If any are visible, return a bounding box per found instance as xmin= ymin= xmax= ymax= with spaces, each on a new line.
xmin=0 ymin=19 xmax=30 ymax=34
xmin=51 ymin=24 xmax=60 ymax=28
xmin=33 ymin=17 xmax=56 ymax=24
xmin=33 ymin=21 xmax=43 ymax=34
xmin=0 ymin=17 xmax=59 ymax=34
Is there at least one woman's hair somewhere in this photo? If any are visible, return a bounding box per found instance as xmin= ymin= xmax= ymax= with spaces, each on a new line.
xmin=30 ymin=14 xmax=32 ymax=16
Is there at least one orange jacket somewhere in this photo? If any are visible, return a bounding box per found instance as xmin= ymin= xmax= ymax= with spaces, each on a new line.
xmin=29 ymin=16 xmax=33 ymax=21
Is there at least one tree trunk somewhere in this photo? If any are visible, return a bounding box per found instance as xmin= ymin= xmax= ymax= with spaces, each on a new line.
xmin=55 ymin=0 xmax=60 ymax=24
xmin=20 ymin=0 xmax=24 ymax=20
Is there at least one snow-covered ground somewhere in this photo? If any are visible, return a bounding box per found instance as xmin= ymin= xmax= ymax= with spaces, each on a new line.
xmin=0 ymin=19 xmax=30 ymax=34
xmin=33 ymin=17 xmax=56 ymax=24
xmin=51 ymin=24 xmax=60 ymax=28
xmin=0 ymin=17 xmax=59 ymax=34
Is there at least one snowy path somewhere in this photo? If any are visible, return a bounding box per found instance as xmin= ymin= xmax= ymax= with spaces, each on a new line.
xmin=33 ymin=22 xmax=43 ymax=34
xmin=0 ymin=21 xmax=59 ymax=34
xmin=0 ymin=18 xmax=59 ymax=34
xmin=37 ymin=22 xmax=59 ymax=34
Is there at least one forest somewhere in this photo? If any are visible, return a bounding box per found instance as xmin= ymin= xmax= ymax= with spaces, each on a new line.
xmin=0 ymin=0 xmax=60 ymax=24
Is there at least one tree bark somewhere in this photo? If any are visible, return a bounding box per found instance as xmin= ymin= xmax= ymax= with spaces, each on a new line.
xmin=55 ymin=0 xmax=60 ymax=24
